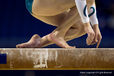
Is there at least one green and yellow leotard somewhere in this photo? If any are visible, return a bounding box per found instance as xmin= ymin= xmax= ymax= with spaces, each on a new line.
xmin=25 ymin=0 xmax=33 ymax=13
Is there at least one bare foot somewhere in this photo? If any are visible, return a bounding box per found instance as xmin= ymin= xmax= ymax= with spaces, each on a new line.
xmin=16 ymin=34 xmax=41 ymax=48
xmin=47 ymin=32 xmax=75 ymax=48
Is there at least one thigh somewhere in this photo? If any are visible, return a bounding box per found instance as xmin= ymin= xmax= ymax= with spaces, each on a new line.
xmin=32 ymin=6 xmax=81 ymax=27
xmin=32 ymin=12 xmax=68 ymax=26
xmin=32 ymin=0 xmax=76 ymax=16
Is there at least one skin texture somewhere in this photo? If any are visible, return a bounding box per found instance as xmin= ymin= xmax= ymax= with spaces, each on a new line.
xmin=16 ymin=0 xmax=102 ymax=48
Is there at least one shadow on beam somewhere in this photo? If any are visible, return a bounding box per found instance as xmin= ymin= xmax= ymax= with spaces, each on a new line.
xmin=0 ymin=48 xmax=114 ymax=70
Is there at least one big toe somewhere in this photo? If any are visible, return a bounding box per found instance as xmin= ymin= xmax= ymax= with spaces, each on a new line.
xmin=16 ymin=43 xmax=27 ymax=48
xmin=16 ymin=44 xmax=22 ymax=48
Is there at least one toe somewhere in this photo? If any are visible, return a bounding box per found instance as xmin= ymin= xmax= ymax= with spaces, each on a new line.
xmin=16 ymin=44 xmax=21 ymax=48
xmin=16 ymin=43 xmax=27 ymax=48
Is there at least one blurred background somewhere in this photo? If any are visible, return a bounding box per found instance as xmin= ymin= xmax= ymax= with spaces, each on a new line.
xmin=0 ymin=70 xmax=89 ymax=76
xmin=0 ymin=0 xmax=114 ymax=48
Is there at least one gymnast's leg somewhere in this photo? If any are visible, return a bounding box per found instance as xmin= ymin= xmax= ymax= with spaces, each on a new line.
xmin=16 ymin=21 xmax=86 ymax=48
xmin=47 ymin=7 xmax=79 ymax=48
xmin=16 ymin=10 xmax=86 ymax=48
xmin=39 ymin=21 xmax=86 ymax=47
xmin=16 ymin=0 xmax=85 ymax=48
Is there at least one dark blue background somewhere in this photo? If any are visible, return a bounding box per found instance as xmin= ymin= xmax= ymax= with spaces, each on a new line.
xmin=0 ymin=70 xmax=113 ymax=76
xmin=0 ymin=54 xmax=7 ymax=64
xmin=0 ymin=0 xmax=114 ymax=48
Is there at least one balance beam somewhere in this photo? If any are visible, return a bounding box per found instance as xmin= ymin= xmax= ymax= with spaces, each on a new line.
xmin=0 ymin=48 xmax=114 ymax=70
